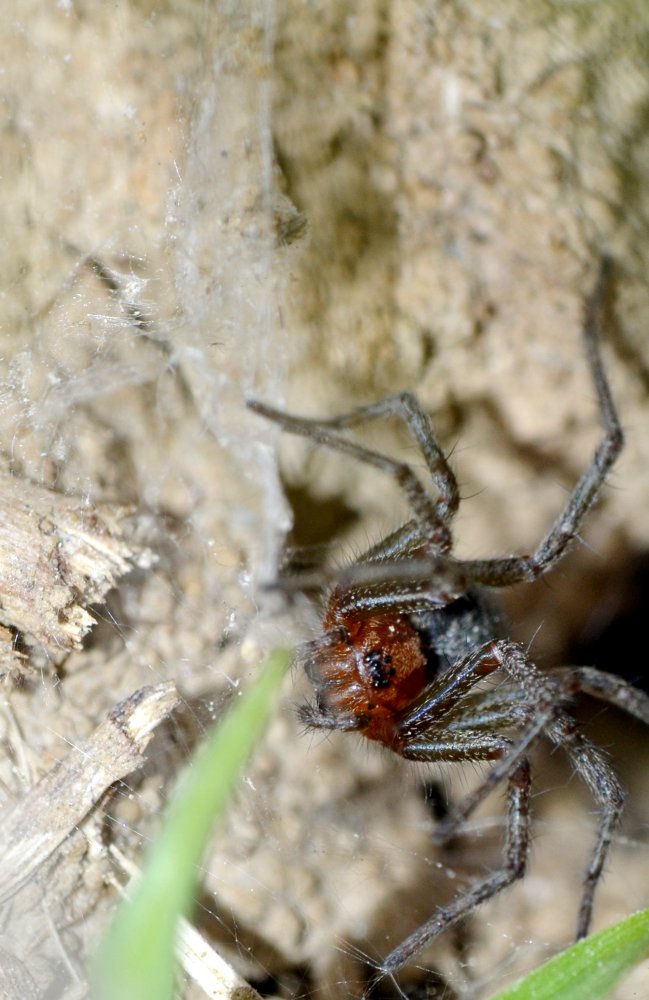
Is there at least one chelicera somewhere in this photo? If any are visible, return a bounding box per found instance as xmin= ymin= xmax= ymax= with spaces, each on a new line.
xmin=248 ymin=258 xmax=649 ymax=978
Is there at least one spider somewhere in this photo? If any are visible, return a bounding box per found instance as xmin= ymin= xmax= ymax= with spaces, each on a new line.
xmin=248 ymin=258 xmax=649 ymax=977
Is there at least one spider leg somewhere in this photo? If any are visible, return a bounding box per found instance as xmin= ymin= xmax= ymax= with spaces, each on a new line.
xmin=302 ymin=392 xmax=460 ymax=524
xmin=379 ymin=759 xmax=531 ymax=975
xmin=268 ymin=551 xmax=470 ymax=614
xmin=420 ymin=641 xmax=558 ymax=844
xmin=552 ymin=666 xmax=649 ymax=725
xmin=270 ymin=516 xmax=444 ymax=598
xmin=548 ymin=666 xmax=648 ymax=934
xmin=247 ymin=393 xmax=457 ymax=552
xmin=330 ymin=557 xmax=469 ymax=616
xmin=547 ymin=712 xmax=625 ymax=939
xmin=356 ymin=518 xmax=430 ymax=563
xmin=396 ymin=640 xmax=505 ymax=740
xmin=443 ymin=685 xmax=524 ymax=732
xmin=452 ymin=257 xmax=623 ymax=588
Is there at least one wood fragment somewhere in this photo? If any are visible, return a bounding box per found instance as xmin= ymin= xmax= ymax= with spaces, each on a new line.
xmin=0 ymin=473 xmax=148 ymax=659
xmin=0 ymin=682 xmax=179 ymax=906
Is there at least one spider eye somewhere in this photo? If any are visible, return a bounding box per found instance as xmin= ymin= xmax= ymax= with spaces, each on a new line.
xmin=363 ymin=648 xmax=396 ymax=689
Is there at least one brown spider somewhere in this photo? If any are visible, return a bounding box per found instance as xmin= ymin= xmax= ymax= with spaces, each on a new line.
xmin=248 ymin=258 xmax=649 ymax=978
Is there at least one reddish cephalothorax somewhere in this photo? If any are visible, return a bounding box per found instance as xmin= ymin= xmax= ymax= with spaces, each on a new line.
xmin=249 ymin=258 xmax=649 ymax=981
xmin=306 ymin=605 xmax=428 ymax=746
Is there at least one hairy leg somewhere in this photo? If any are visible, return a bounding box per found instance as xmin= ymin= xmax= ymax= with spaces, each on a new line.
xmin=427 ymin=641 xmax=559 ymax=843
xmin=247 ymin=393 xmax=457 ymax=552
xmin=548 ymin=712 xmax=625 ymax=938
xmin=553 ymin=666 xmax=649 ymax=725
xmin=452 ymin=258 xmax=623 ymax=588
xmin=379 ymin=760 xmax=531 ymax=975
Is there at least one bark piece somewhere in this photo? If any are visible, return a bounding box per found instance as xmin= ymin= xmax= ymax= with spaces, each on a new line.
xmin=0 ymin=682 xmax=179 ymax=906
xmin=0 ymin=473 xmax=147 ymax=656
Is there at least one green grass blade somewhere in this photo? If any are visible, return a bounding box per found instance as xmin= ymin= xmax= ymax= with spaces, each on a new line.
xmin=490 ymin=908 xmax=649 ymax=1000
xmin=92 ymin=648 xmax=291 ymax=1000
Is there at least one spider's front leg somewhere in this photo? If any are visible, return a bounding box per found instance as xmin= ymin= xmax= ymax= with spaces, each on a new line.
xmin=406 ymin=640 xmax=560 ymax=846
xmin=371 ymin=641 xmax=558 ymax=973
xmin=247 ymin=390 xmax=459 ymax=555
xmin=455 ymin=256 xmax=624 ymax=589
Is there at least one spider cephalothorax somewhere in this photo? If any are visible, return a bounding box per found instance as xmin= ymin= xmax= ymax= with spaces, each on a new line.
xmin=249 ymin=258 xmax=649 ymax=977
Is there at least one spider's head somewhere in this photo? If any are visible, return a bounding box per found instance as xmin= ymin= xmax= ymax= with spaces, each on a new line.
xmin=298 ymin=610 xmax=429 ymax=740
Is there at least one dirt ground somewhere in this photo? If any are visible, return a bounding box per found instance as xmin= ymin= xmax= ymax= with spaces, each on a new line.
xmin=1 ymin=2 xmax=649 ymax=998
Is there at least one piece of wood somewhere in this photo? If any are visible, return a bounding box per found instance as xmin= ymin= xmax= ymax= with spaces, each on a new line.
xmin=0 ymin=473 xmax=147 ymax=658
xmin=0 ymin=682 xmax=179 ymax=906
